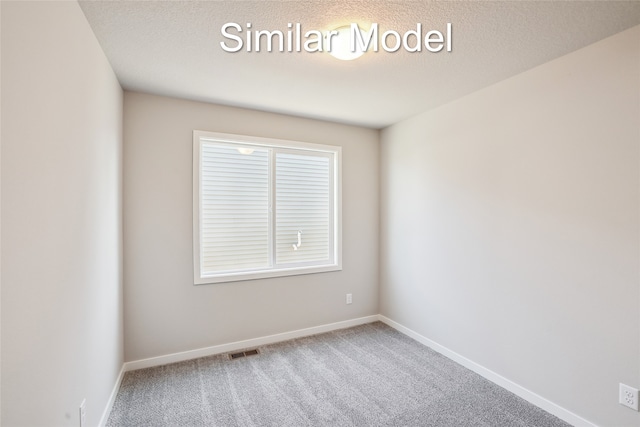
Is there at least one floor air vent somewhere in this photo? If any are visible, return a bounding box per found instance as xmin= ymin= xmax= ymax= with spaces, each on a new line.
xmin=229 ymin=349 xmax=260 ymax=360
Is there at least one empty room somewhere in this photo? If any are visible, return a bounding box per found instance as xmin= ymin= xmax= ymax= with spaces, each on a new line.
xmin=1 ymin=1 xmax=639 ymax=426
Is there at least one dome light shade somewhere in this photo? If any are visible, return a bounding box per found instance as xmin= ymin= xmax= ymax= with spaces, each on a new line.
xmin=327 ymin=25 xmax=366 ymax=61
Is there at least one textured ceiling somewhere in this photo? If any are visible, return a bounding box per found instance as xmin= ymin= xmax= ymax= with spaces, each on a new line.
xmin=79 ymin=1 xmax=640 ymax=129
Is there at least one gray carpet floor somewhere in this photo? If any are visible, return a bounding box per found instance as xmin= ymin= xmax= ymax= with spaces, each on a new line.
xmin=107 ymin=322 xmax=570 ymax=426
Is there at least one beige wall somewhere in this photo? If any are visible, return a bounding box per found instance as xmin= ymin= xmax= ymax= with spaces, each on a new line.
xmin=380 ymin=25 xmax=640 ymax=426
xmin=1 ymin=2 xmax=123 ymax=426
xmin=123 ymin=92 xmax=379 ymax=362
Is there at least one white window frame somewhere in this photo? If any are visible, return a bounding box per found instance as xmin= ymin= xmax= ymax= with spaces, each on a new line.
xmin=193 ymin=130 xmax=342 ymax=285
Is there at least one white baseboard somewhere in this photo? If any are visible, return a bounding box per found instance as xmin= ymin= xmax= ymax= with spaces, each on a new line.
xmin=103 ymin=314 xmax=595 ymax=427
xmin=124 ymin=315 xmax=379 ymax=372
xmin=98 ymin=364 xmax=125 ymax=427
xmin=98 ymin=315 xmax=377 ymax=424
xmin=378 ymin=315 xmax=597 ymax=427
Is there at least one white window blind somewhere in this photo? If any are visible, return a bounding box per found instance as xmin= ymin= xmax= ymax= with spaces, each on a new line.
xmin=199 ymin=144 xmax=270 ymax=274
xmin=193 ymin=131 xmax=342 ymax=285
xmin=275 ymin=152 xmax=332 ymax=265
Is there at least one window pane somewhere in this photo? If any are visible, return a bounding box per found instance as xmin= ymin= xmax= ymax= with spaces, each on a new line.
xmin=200 ymin=144 xmax=270 ymax=274
xmin=275 ymin=152 xmax=330 ymax=265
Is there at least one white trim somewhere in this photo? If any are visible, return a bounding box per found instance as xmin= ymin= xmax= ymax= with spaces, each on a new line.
xmin=192 ymin=130 xmax=343 ymax=285
xmin=335 ymin=145 xmax=343 ymax=270
xmin=104 ymin=314 xmax=596 ymax=427
xmin=98 ymin=365 xmax=125 ymax=427
xmin=195 ymin=130 xmax=340 ymax=154
xmin=378 ymin=315 xmax=598 ymax=427
xmin=124 ymin=315 xmax=379 ymax=372
xmin=196 ymin=264 xmax=342 ymax=285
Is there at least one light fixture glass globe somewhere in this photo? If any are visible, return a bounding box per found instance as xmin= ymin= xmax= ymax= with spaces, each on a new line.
xmin=237 ymin=147 xmax=255 ymax=155
xmin=327 ymin=25 xmax=365 ymax=61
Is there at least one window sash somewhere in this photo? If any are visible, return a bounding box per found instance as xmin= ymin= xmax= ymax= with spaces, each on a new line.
xmin=199 ymin=143 xmax=271 ymax=275
xmin=193 ymin=131 xmax=342 ymax=284
xmin=274 ymin=149 xmax=334 ymax=268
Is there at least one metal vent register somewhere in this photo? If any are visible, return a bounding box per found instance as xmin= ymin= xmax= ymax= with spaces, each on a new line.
xmin=228 ymin=349 xmax=260 ymax=360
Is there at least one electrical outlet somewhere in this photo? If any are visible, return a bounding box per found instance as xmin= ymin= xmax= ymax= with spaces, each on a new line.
xmin=79 ymin=399 xmax=86 ymax=427
xmin=619 ymin=383 xmax=639 ymax=411
xmin=346 ymin=293 xmax=352 ymax=304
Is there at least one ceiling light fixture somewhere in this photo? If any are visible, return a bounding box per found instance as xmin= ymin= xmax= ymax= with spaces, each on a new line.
xmin=237 ymin=147 xmax=255 ymax=155
xmin=326 ymin=25 xmax=366 ymax=61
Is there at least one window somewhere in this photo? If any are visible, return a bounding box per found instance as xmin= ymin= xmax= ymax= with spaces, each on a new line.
xmin=193 ymin=130 xmax=342 ymax=284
